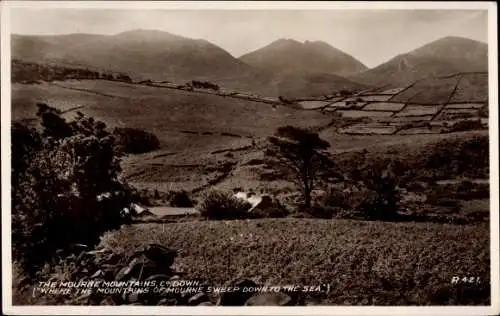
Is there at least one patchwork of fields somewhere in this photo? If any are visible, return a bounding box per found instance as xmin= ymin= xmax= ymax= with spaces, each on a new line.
xmin=299 ymin=72 xmax=488 ymax=135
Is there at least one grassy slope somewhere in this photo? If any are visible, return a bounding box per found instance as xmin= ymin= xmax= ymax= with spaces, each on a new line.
xmin=12 ymin=81 xmax=331 ymax=149
xmin=320 ymin=129 xmax=488 ymax=154
xmin=100 ymin=218 xmax=490 ymax=305
xmin=11 ymin=80 xmax=330 ymax=191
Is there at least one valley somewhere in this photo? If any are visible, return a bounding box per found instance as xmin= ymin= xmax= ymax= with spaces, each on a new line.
xmin=9 ymin=23 xmax=492 ymax=308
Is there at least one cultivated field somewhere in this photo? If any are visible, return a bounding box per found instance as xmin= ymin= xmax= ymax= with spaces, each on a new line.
xmin=99 ymin=219 xmax=490 ymax=305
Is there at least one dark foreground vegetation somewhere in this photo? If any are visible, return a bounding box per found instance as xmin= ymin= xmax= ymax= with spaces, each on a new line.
xmin=12 ymin=104 xmax=132 ymax=277
xmin=11 ymin=103 xmax=162 ymax=277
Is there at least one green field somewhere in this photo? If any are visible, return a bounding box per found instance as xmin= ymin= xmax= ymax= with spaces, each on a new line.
xmin=12 ymin=80 xmax=331 ymax=150
xmin=99 ymin=218 xmax=490 ymax=305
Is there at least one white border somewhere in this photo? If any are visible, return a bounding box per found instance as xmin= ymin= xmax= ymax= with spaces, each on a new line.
xmin=1 ymin=1 xmax=499 ymax=316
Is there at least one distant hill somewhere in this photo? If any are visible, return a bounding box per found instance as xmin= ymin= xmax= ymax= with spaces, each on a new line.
xmin=12 ymin=30 xmax=255 ymax=83
xmin=353 ymin=36 xmax=488 ymax=88
xmin=240 ymin=38 xmax=367 ymax=77
xmin=12 ymin=30 xmax=367 ymax=97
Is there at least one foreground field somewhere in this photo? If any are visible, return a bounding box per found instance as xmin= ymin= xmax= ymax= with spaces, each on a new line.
xmin=100 ymin=218 xmax=490 ymax=305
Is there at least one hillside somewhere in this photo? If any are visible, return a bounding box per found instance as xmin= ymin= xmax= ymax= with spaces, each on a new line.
xmin=11 ymin=80 xmax=331 ymax=149
xmin=12 ymin=31 xmax=367 ymax=98
xmin=353 ymin=36 xmax=488 ymax=88
xmin=12 ymin=30 xmax=256 ymax=83
xmin=240 ymin=39 xmax=367 ymax=77
xmin=255 ymin=71 xmax=367 ymax=99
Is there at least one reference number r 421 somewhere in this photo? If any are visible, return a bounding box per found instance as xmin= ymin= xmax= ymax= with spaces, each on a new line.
xmin=451 ymin=276 xmax=481 ymax=284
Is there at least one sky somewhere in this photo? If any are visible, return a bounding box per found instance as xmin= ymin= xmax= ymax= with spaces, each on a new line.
xmin=10 ymin=8 xmax=488 ymax=68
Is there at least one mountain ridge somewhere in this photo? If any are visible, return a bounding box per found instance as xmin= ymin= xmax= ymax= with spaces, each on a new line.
xmin=11 ymin=30 xmax=488 ymax=97
xmin=353 ymin=36 xmax=488 ymax=88
xmin=239 ymin=37 xmax=367 ymax=77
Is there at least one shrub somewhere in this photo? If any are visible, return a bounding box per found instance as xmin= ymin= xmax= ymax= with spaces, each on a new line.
xmin=301 ymin=205 xmax=338 ymax=219
xmin=320 ymin=186 xmax=367 ymax=212
xmin=278 ymin=96 xmax=293 ymax=104
xmin=456 ymin=181 xmax=490 ymax=200
xmin=116 ymin=73 xmax=132 ymax=83
xmin=356 ymin=166 xmax=401 ymax=221
xmin=12 ymin=104 xmax=132 ymax=277
xmin=190 ymin=80 xmax=219 ymax=91
xmin=338 ymin=89 xmax=351 ymax=96
xmin=247 ymin=196 xmax=289 ymax=219
xmin=478 ymin=106 xmax=488 ymax=118
xmin=424 ymin=135 xmax=489 ymax=179
xmin=249 ymin=206 xmax=289 ymax=219
xmin=447 ymin=120 xmax=483 ymax=132
xmin=113 ymin=127 xmax=160 ymax=154
xmin=198 ymin=190 xmax=251 ymax=220
xmin=320 ymin=188 xmax=347 ymax=208
xmin=168 ymin=190 xmax=194 ymax=207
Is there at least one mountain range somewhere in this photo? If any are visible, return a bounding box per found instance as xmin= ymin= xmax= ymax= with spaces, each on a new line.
xmin=11 ymin=30 xmax=488 ymax=97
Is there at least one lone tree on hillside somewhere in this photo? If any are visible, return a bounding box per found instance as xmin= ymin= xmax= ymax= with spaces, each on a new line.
xmin=266 ymin=126 xmax=330 ymax=208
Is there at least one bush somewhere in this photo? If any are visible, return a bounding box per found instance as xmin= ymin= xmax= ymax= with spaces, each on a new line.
xmin=478 ymin=106 xmax=488 ymax=118
xmin=113 ymin=127 xmax=160 ymax=154
xmin=247 ymin=196 xmax=289 ymax=219
xmin=190 ymin=80 xmax=219 ymax=91
xmin=168 ymin=190 xmax=194 ymax=207
xmin=301 ymin=205 xmax=337 ymax=219
xmin=248 ymin=206 xmax=289 ymax=219
xmin=356 ymin=166 xmax=401 ymax=221
xmin=116 ymin=73 xmax=132 ymax=83
xmin=320 ymin=188 xmax=347 ymax=208
xmin=447 ymin=120 xmax=483 ymax=132
xmin=198 ymin=190 xmax=251 ymax=220
xmin=456 ymin=181 xmax=490 ymax=200
xmin=278 ymin=96 xmax=293 ymax=104
xmin=424 ymin=135 xmax=489 ymax=179
xmin=320 ymin=186 xmax=367 ymax=211
xmin=12 ymin=104 xmax=132 ymax=277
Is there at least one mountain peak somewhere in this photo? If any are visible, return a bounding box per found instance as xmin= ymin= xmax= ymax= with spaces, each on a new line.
xmin=240 ymin=39 xmax=366 ymax=76
xmin=116 ymin=29 xmax=173 ymax=36
xmin=269 ymin=38 xmax=302 ymax=47
xmin=435 ymin=35 xmax=484 ymax=43
xmin=353 ymin=36 xmax=488 ymax=88
xmin=113 ymin=29 xmax=186 ymax=41
xmin=410 ymin=35 xmax=488 ymax=58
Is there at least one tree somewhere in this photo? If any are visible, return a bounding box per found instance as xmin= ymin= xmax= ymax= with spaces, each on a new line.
xmin=12 ymin=103 xmax=133 ymax=275
xmin=266 ymin=126 xmax=330 ymax=208
xmin=112 ymin=127 xmax=160 ymax=154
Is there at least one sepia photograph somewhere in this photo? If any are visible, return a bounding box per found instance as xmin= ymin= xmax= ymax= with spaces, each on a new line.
xmin=1 ymin=1 xmax=499 ymax=315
